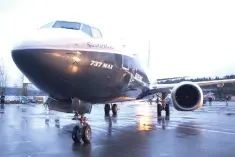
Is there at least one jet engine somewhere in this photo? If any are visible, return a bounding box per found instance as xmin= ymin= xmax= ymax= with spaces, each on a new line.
xmin=46 ymin=97 xmax=92 ymax=114
xmin=171 ymin=82 xmax=203 ymax=111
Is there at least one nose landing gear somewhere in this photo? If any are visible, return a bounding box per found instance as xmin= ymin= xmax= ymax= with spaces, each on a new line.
xmin=71 ymin=99 xmax=92 ymax=143
xmin=72 ymin=114 xmax=91 ymax=143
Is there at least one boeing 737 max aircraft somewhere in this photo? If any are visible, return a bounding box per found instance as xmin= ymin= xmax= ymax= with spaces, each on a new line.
xmin=11 ymin=20 xmax=235 ymax=143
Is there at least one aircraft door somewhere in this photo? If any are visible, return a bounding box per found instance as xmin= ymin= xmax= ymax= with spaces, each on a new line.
xmin=122 ymin=55 xmax=137 ymax=77
xmin=132 ymin=59 xmax=147 ymax=83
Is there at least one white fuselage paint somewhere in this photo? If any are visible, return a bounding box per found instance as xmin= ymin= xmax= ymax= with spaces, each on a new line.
xmin=12 ymin=28 xmax=134 ymax=58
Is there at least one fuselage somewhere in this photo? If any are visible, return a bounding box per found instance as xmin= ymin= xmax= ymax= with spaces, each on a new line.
xmin=11 ymin=21 xmax=150 ymax=103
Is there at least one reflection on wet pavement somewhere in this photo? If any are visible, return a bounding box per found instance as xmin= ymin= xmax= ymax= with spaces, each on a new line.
xmin=0 ymin=102 xmax=235 ymax=157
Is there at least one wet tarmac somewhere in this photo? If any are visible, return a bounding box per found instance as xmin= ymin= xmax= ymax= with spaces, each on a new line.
xmin=0 ymin=101 xmax=235 ymax=157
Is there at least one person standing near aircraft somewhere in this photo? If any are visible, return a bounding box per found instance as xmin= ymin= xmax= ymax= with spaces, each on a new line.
xmin=148 ymin=95 xmax=154 ymax=105
xmin=1 ymin=92 xmax=5 ymax=110
xmin=165 ymin=96 xmax=171 ymax=116
xmin=225 ymin=94 xmax=231 ymax=106
xmin=208 ymin=96 xmax=212 ymax=106
xmin=156 ymin=96 xmax=159 ymax=104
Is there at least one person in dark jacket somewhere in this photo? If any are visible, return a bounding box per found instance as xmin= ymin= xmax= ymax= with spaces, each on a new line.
xmin=208 ymin=97 xmax=212 ymax=106
xmin=225 ymin=94 xmax=231 ymax=106
xmin=1 ymin=92 xmax=5 ymax=110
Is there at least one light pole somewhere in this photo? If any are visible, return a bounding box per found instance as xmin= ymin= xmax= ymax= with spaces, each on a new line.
xmin=147 ymin=39 xmax=151 ymax=69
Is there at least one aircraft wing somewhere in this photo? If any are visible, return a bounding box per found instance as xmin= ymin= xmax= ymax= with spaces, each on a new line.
xmin=156 ymin=78 xmax=235 ymax=89
xmin=157 ymin=76 xmax=189 ymax=81
xmin=137 ymin=79 xmax=235 ymax=100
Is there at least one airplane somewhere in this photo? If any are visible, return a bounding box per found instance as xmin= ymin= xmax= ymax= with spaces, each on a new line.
xmin=11 ymin=20 xmax=235 ymax=144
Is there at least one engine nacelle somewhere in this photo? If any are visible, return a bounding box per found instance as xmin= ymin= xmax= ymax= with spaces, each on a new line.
xmin=46 ymin=97 xmax=92 ymax=114
xmin=171 ymin=82 xmax=203 ymax=111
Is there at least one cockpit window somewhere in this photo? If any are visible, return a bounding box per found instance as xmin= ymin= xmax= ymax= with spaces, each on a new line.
xmin=81 ymin=24 xmax=92 ymax=37
xmin=52 ymin=21 xmax=81 ymax=30
xmin=91 ymin=27 xmax=103 ymax=38
xmin=39 ymin=21 xmax=103 ymax=38
xmin=40 ymin=21 xmax=56 ymax=29
xmin=40 ymin=21 xmax=81 ymax=30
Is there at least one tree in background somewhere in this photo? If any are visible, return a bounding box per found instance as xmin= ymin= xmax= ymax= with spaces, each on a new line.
xmin=13 ymin=73 xmax=25 ymax=100
xmin=0 ymin=57 xmax=8 ymax=93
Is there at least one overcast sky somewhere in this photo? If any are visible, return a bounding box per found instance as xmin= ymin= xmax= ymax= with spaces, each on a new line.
xmin=0 ymin=0 xmax=235 ymax=84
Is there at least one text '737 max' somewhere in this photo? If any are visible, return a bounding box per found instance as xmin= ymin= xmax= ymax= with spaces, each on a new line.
xmin=90 ymin=60 xmax=113 ymax=69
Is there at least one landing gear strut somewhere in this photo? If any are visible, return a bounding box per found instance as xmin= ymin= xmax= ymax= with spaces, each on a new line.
xmin=104 ymin=104 xmax=118 ymax=116
xmin=157 ymin=92 xmax=170 ymax=117
xmin=72 ymin=114 xmax=91 ymax=143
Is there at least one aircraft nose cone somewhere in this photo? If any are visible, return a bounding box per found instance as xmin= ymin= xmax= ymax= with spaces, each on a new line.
xmin=11 ymin=47 xmax=64 ymax=96
xmin=12 ymin=48 xmax=35 ymax=66
xmin=11 ymin=49 xmax=45 ymax=79
xmin=11 ymin=28 xmax=86 ymax=73
xmin=11 ymin=29 xmax=63 ymax=77
xmin=11 ymin=28 xmax=94 ymax=98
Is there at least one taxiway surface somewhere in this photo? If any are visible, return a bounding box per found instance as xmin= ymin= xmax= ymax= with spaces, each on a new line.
xmin=0 ymin=101 xmax=235 ymax=157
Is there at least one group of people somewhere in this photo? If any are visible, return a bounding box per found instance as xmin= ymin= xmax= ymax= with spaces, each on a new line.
xmin=148 ymin=94 xmax=172 ymax=106
xmin=208 ymin=94 xmax=232 ymax=106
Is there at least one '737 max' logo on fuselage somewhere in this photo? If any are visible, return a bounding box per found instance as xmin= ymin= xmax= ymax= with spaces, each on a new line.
xmin=89 ymin=60 xmax=113 ymax=69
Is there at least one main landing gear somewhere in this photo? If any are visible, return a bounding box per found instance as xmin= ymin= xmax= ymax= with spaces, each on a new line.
xmin=104 ymin=104 xmax=118 ymax=116
xmin=157 ymin=92 xmax=170 ymax=117
xmin=72 ymin=113 xmax=91 ymax=144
